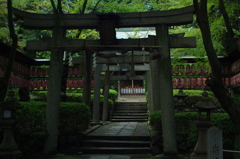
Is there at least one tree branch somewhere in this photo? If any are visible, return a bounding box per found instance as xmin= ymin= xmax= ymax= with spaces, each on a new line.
xmin=50 ymin=0 xmax=58 ymax=14
xmin=219 ymin=0 xmax=234 ymax=37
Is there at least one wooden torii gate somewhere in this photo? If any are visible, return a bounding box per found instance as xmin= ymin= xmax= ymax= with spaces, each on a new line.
xmin=13 ymin=6 xmax=196 ymax=157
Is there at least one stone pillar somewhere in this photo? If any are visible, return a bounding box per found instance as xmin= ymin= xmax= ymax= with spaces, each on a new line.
xmin=102 ymin=71 xmax=110 ymax=122
xmin=156 ymin=24 xmax=177 ymax=157
xmin=92 ymin=64 xmax=101 ymax=124
xmin=83 ymin=51 xmax=92 ymax=106
xmin=150 ymin=59 xmax=161 ymax=111
xmin=146 ymin=71 xmax=154 ymax=114
xmin=44 ymin=26 xmax=65 ymax=154
xmin=118 ymin=81 xmax=121 ymax=97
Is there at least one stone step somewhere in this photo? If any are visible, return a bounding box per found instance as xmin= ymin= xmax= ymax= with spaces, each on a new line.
xmin=111 ymin=118 xmax=148 ymax=122
xmin=115 ymin=102 xmax=147 ymax=106
xmin=113 ymin=110 xmax=148 ymax=113
xmin=113 ymin=113 xmax=148 ymax=116
xmin=115 ymin=107 xmax=148 ymax=110
xmin=112 ymin=116 xmax=148 ymax=119
xmin=82 ymin=139 xmax=150 ymax=147
xmin=79 ymin=147 xmax=151 ymax=154
xmin=84 ymin=135 xmax=150 ymax=141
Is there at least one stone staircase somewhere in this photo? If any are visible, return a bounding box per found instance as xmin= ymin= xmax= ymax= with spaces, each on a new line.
xmin=79 ymin=135 xmax=151 ymax=154
xmin=110 ymin=101 xmax=148 ymax=122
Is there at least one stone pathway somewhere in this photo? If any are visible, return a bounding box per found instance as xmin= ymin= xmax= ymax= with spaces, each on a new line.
xmin=88 ymin=122 xmax=150 ymax=136
xmin=77 ymin=122 xmax=152 ymax=158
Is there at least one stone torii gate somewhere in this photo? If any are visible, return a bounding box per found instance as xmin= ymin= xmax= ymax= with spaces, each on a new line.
xmin=13 ymin=6 xmax=196 ymax=157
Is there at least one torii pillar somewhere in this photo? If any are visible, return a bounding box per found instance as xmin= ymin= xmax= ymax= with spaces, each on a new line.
xmin=156 ymin=24 xmax=177 ymax=158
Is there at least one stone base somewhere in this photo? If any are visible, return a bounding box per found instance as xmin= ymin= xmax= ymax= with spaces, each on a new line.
xmin=0 ymin=150 xmax=22 ymax=159
xmin=190 ymin=153 xmax=207 ymax=159
xmin=90 ymin=122 xmax=102 ymax=126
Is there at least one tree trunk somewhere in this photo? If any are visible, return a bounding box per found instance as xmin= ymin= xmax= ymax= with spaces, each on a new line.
xmin=0 ymin=0 xmax=18 ymax=102
xmin=194 ymin=0 xmax=240 ymax=158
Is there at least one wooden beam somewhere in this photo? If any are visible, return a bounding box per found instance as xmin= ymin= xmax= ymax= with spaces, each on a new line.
xmin=13 ymin=5 xmax=194 ymax=29
xmin=100 ymin=64 xmax=149 ymax=71
xmin=96 ymin=56 xmax=150 ymax=63
xmin=26 ymin=36 xmax=196 ymax=51
xmin=100 ymin=75 xmax=146 ymax=80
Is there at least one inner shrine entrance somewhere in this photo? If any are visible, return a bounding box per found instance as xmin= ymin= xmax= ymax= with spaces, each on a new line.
xmin=13 ymin=5 xmax=196 ymax=157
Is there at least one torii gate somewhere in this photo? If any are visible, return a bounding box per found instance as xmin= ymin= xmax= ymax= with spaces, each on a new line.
xmin=13 ymin=6 xmax=196 ymax=157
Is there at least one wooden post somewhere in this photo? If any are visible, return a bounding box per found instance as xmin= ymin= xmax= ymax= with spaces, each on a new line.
xmin=156 ymin=24 xmax=177 ymax=156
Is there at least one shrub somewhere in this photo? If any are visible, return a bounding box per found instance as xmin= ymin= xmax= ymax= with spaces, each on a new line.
xmin=150 ymin=111 xmax=235 ymax=153
xmin=59 ymin=102 xmax=90 ymax=135
xmin=16 ymin=102 xmax=47 ymax=156
xmin=11 ymin=101 xmax=91 ymax=157
xmin=109 ymin=89 xmax=118 ymax=101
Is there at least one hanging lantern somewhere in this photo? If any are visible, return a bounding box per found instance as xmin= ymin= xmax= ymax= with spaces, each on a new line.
xmin=36 ymin=80 xmax=41 ymax=89
xmin=42 ymin=80 xmax=48 ymax=89
xmin=68 ymin=68 xmax=73 ymax=77
xmin=191 ymin=78 xmax=197 ymax=88
xmin=30 ymin=81 xmax=35 ymax=90
xmin=91 ymin=80 xmax=94 ymax=88
xmin=42 ymin=68 xmax=47 ymax=77
xmin=174 ymin=65 xmax=179 ymax=75
xmin=179 ymin=78 xmax=185 ymax=88
xmin=73 ymin=67 xmax=78 ymax=77
xmin=36 ymin=67 xmax=41 ymax=77
xmin=202 ymin=78 xmax=207 ymax=87
xmin=73 ymin=80 xmax=79 ymax=89
xmin=79 ymin=80 xmax=84 ymax=88
xmin=178 ymin=65 xmax=184 ymax=75
xmin=186 ymin=64 xmax=191 ymax=74
xmin=185 ymin=78 xmax=191 ymax=88
xmin=191 ymin=65 xmax=196 ymax=75
xmin=237 ymin=73 xmax=240 ymax=85
xmin=197 ymin=78 xmax=203 ymax=87
xmin=231 ymin=75 xmax=236 ymax=86
xmin=68 ymin=80 xmax=73 ymax=89
xmin=172 ymin=78 xmax=176 ymax=88
xmin=172 ymin=78 xmax=179 ymax=88
xmin=200 ymin=67 xmax=207 ymax=75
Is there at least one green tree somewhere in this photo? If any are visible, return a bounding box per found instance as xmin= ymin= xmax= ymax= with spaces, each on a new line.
xmin=194 ymin=0 xmax=240 ymax=158
xmin=0 ymin=0 xmax=18 ymax=102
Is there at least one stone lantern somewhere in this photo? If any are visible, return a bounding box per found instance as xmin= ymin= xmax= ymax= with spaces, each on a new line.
xmin=174 ymin=89 xmax=188 ymax=112
xmin=190 ymin=91 xmax=218 ymax=159
xmin=0 ymin=91 xmax=23 ymax=159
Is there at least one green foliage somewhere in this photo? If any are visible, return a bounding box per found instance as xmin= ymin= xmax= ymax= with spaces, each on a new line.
xmin=16 ymin=101 xmax=47 ymax=156
xmin=13 ymin=101 xmax=91 ymax=156
xmin=150 ymin=111 xmax=235 ymax=152
xmin=59 ymin=102 xmax=90 ymax=135
xmin=109 ymin=89 xmax=118 ymax=101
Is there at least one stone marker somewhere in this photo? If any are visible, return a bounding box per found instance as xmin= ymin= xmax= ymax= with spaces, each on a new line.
xmin=207 ymin=126 xmax=223 ymax=159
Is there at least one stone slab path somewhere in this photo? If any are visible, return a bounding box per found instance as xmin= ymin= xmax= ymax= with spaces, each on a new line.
xmin=88 ymin=122 xmax=150 ymax=136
